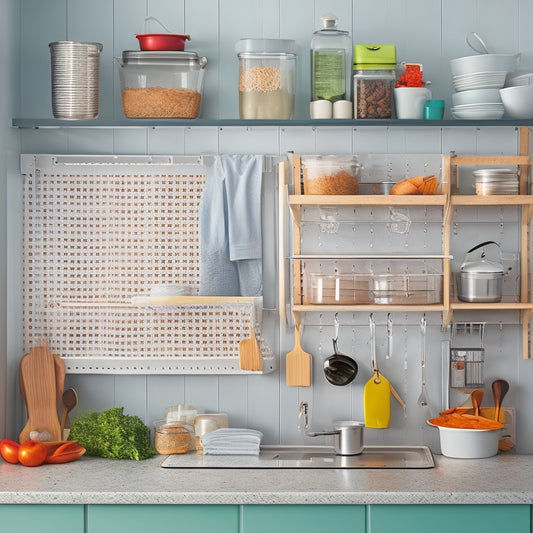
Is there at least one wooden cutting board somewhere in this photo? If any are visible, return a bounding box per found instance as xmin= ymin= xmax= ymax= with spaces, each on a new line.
xmin=19 ymin=341 xmax=62 ymax=443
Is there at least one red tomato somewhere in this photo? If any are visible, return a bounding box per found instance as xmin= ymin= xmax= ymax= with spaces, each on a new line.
xmin=0 ymin=438 xmax=20 ymax=464
xmin=18 ymin=440 xmax=47 ymax=467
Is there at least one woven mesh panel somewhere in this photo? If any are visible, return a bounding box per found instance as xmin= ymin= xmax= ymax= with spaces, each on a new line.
xmin=23 ymin=161 xmax=271 ymax=370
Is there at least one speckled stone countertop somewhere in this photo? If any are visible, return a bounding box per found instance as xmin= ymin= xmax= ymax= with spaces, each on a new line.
xmin=1 ymin=453 xmax=533 ymax=505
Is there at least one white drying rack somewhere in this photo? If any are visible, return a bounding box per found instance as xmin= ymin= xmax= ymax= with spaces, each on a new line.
xmin=21 ymin=154 xmax=275 ymax=374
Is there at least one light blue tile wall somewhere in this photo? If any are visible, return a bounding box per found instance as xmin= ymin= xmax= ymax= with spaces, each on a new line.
xmin=8 ymin=0 xmax=533 ymax=452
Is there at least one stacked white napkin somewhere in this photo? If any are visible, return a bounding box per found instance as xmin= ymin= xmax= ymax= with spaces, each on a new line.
xmin=200 ymin=428 xmax=263 ymax=455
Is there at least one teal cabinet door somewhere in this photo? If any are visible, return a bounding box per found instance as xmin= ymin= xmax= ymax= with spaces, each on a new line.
xmin=242 ymin=504 xmax=365 ymax=533
xmin=0 ymin=504 xmax=84 ymax=532
xmin=369 ymin=504 xmax=530 ymax=533
xmin=87 ymin=504 xmax=239 ymax=533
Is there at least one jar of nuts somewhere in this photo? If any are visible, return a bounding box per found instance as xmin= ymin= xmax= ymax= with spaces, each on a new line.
xmin=154 ymin=420 xmax=192 ymax=455
xmin=353 ymin=45 xmax=397 ymax=119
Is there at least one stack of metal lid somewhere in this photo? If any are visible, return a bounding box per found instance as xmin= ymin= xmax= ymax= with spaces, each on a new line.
xmin=49 ymin=41 xmax=103 ymax=119
xmin=472 ymin=168 xmax=519 ymax=195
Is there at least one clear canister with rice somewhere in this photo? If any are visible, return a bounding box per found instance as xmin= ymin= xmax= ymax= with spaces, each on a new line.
xmin=236 ymin=38 xmax=297 ymax=119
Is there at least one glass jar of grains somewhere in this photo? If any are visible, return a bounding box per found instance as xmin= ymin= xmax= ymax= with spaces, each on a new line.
xmin=301 ymin=155 xmax=362 ymax=195
xmin=154 ymin=420 xmax=191 ymax=455
xmin=235 ymin=38 xmax=297 ymax=120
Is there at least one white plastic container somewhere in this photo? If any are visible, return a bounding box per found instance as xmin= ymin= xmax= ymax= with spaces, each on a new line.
xmin=429 ymin=423 xmax=501 ymax=459
xmin=236 ymin=38 xmax=297 ymax=119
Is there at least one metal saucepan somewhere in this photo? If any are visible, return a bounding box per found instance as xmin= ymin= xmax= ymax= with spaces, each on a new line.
xmin=323 ymin=314 xmax=358 ymax=386
xmin=307 ymin=420 xmax=365 ymax=455
xmin=456 ymin=241 xmax=505 ymax=303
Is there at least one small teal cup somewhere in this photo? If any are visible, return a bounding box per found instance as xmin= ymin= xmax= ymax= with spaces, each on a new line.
xmin=424 ymin=99 xmax=445 ymax=120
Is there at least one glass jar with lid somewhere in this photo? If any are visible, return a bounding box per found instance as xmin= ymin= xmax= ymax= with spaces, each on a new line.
xmin=154 ymin=420 xmax=192 ymax=455
xmin=301 ymin=155 xmax=361 ymax=195
xmin=116 ymin=51 xmax=208 ymax=118
xmin=353 ymin=45 xmax=396 ymax=119
xmin=311 ymin=14 xmax=352 ymax=103
xmin=235 ymin=38 xmax=297 ymax=119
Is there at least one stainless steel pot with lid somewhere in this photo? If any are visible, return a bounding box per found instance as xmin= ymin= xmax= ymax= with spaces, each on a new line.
xmin=456 ymin=241 xmax=504 ymax=302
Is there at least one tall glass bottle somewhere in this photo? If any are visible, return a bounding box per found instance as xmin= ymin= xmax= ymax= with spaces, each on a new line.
xmin=311 ymin=14 xmax=352 ymax=102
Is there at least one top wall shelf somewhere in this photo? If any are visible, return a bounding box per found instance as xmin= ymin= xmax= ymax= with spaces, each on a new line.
xmin=12 ymin=118 xmax=533 ymax=129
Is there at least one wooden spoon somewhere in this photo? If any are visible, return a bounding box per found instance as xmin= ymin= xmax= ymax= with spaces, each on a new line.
xmin=492 ymin=379 xmax=510 ymax=422
xmin=60 ymin=388 xmax=78 ymax=439
xmin=471 ymin=388 xmax=484 ymax=416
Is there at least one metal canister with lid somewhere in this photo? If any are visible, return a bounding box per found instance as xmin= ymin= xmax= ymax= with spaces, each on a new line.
xmin=456 ymin=241 xmax=505 ymax=302
xmin=235 ymin=38 xmax=297 ymax=119
xmin=353 ymin=44 xmax=396 ymax=119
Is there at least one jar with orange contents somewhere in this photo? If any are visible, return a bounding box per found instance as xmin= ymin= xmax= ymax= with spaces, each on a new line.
xmin=235 ymin=38 xmax=297 ymax=119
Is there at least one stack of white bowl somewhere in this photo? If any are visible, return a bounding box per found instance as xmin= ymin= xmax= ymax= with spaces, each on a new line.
xmin=450 ymin=53 xmax=520 ymax=119
xmin=500 ymin=71 xmax=533 ymax=118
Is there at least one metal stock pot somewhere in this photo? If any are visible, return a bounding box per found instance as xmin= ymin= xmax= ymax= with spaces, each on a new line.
xmin=456 ymin=241 xmax=504 ymax=303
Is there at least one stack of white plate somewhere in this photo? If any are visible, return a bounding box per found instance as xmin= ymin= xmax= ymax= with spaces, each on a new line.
xmin=451 ymin=102 xmax=504 ymax=120
xmin=472 ymin=168 xmax=519 ymax=195
xmin=450 ymin=88 xmax=504 ymax=120
xmin=452 ymin=71 xmax=508 ymax=92
xmin=450 ymin=52 xmax=520 ymax=120
xmin=49 ymin=41 xmax=103 ymax=120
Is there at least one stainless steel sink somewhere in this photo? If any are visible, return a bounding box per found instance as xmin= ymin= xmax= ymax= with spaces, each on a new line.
xmin=160 ymin=445 xmax=435 ymax=469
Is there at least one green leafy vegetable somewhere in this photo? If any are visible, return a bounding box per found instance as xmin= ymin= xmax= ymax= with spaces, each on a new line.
xmin=68 ymin=407 xmax=156 ymax=460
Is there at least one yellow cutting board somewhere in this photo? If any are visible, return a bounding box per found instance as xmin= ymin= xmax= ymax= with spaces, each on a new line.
xmin=364 ymin=371 xmax=391 ymax=428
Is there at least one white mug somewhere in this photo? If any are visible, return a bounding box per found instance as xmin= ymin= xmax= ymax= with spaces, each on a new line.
xmin=394 ymin=87 xmax=432 ymax=119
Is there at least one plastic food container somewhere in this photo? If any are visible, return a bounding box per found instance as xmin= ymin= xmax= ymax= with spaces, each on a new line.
xmin=353 ymin=45 xmax=396 ymax=119
xmin=154 ymin=420 xmax=192 ymax=455
xmin=301 ymin=155 xmax=361 ymax=194
xmin=300 ymin=257 xmax=443 ymax=305
xmin=235 ymin=38 xmax=297 ymax=119
xmin=116 ymin=51 xmax=207 ymax=118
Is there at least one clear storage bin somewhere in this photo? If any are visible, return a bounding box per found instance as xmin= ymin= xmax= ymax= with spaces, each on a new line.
xmin=301 ymin=155 xmax=361 ymax=195
xmin=236 ymin=38 xmax=297 ymax=119
xmin=116 ymin=51 xmax=207 ymax=118
xmin=353 ymin=45 xmax=396 ymax=119
xmin=301 ymin=257 xmax=443 ymax=305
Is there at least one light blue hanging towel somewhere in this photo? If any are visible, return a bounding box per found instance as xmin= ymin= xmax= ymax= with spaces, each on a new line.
xmin=199 ymin=154 xmax=263 ymax=296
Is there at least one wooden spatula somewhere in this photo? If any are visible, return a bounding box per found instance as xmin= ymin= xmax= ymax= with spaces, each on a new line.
xmin=19 ymin=340 xmax=62 ymax=443
xmin=239 ymin=326 xmax=263 ymax=371
xmin=286 ymin=320 xmax=311 ymax=387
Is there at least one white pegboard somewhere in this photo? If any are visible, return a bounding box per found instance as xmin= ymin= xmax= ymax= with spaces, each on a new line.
xmin=21 ymin=154 xmax=275 ymax=374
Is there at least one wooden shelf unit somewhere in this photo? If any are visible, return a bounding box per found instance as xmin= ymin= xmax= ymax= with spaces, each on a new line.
xmin=283 ymin=150 xmax=533 ymax=358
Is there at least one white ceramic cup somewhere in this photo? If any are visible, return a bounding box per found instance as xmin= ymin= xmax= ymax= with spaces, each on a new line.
xmin=310 ymin=99 xmax=333 ymax=119
xmin=333 ymin=100 xmax=353 ymax=119
xmin=394 ymin=87 xmax=432 ymax=119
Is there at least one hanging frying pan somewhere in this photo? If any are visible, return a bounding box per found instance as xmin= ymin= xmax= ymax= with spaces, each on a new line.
xmin=323 ymin=313 xmax=358 ymax=386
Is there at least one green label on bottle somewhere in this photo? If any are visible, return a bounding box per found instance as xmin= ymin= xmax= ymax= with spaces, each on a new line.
xmin=312 ymin=49 xmax=346 ymax=102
